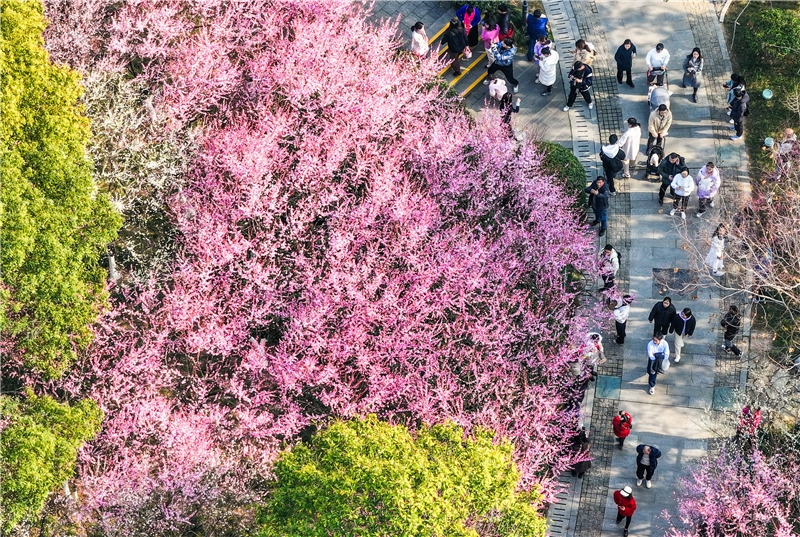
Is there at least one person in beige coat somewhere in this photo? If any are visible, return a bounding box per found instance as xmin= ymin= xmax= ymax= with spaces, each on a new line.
xmin=570 ymin=39 xmax=595 ymax=67
xmin=647 ymin=104 xmax=672 ymax=152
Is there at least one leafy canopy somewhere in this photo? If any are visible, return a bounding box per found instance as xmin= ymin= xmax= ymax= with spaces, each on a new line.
xmin=258 ymin=416 xmax=547 ymax=537
xmin=0 ymin=0 xmax=121 ymax=378
xmin=0 ymin=390 xmax=103 ymax=533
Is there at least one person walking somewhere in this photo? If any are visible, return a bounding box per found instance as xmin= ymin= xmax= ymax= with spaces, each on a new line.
xmin=612 ymin=295 xmax=632 ymax=344
xmin=635 ymin=444 xmax=662 ymax=486
xmin=484 ymin=38 xmax=520 ymax=93
xmin=647 ymin=104 xmax=672 ymax=153
xmin=669 ymin=168 xmax=694 ymax=220
xmin=525 ymin=9 xmax=548 ymax=61
xmin=613 ymin=485 xmax=636 ymax=536
xmin=410 ymin=22 xmax=429 ymax=58
xmin=720 ymin=304 xmax=743 ymax=356
xmin=441 ymin=18 xmax=468 ymax=76
xmin=532 ymin=35 xmax=554 ymax=82
xmin=612 ymin=411 xmax=632 ymax=449
xmin=619 ymin=118 xmax=641 ymax=178
xmin=668 ymin=307 xmax=696 ymax=363
xmin=570 ymin=39 xmax=595 ymax=67
xmin=656 ymin=152 xmax=687 ymax=206
xmin=645 ymin=43 xmax=670 ymax=85
xmin=538 ymin=47 xmax=559 ymax=96
xmin=705 ymin=223 xmax=727 ymax=276
xmin=648 ymin=297 xmax=676 ymax=337
xmin=729 ymin=88 xmax=749 ymax=141
xmin=600 ymin=135 xmax=625 ymax=195
xmin=585 ymin=177 xmax=609 ymax=237
xmin=599 ymin=244 xmax=620 ymax=290
xmin=682 ymin=47 xmax=704 ymax=103
xmin=563 ymin=61 xmax=593 ymax=111
xmin=480 ymin=18 xmax=500 ymax=68
xmin=695 ymin=162 xmax=721 ymax=217
xmin=570 ymin=432 xmax=592 ymax=478
xmin=614 ymin=39 xmax=637 ymax=87
xmin=646 ymin=333 xmax=670 ymax=395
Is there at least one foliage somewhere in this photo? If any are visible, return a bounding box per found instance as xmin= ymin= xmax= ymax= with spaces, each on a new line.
xmin=0 ymin=0 xmax=121 ymax=378
xmin=537 ymin=141 xmax=587 ymax=207
xmin=726 ymin=3 xmax=800 ymax=167
xmin=0 ymin=390 xmax=103 ymax=533
xmin=26 ymin=0 xmax=598 ymax=533
xmin=258 ymin=416 xmax=546 ymax=537
xmin=667 ymin=426 xmax=800 ymax=537
xmin=449 ymin=1 xmax=535 ymax=45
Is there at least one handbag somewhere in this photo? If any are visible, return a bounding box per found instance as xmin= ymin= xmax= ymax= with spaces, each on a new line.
xmin=463 ymin=46 xmax=473 ymax=59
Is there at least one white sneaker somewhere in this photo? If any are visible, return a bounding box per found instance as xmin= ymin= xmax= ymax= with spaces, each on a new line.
xmin=648 ymin=387 xmax=655 ymax=395
xmin=636 ymin=479 xmax=643 ymax=487
xmin=710 ymin=200 xmax=715 ymax=207
xmin=622 ymin=173 xmax=631 ymax=178
xmin=563 ymin=106 xmax=570 ymax=112
xmin=535 ymin=76 xmax=540 ymax=83
xmin=588 ymin=102 xmax=594 ymax=110
xmin=695 ymin=212 xmax=703 ymax=218
xmin=713 ymin=270 xmax=725 ymax=276
xmin=681 ymin=211 xmax=686 ymax=220
xmin=646 ymin=480 xmax=652 ymax=489
xmin=669 ymin=209 xmax=676 ymax=216
xmin=513 ymin=85 xmax=519 ymax=94
xmin=729 ymin=119 xmax=735 ymax=124
xmin=727 ymin=110 xmax=732 ymax=116
xmin=674 ymin=355 xmax=681 ymax=363
xmin=611 ymin=191 xmax=618 ymax=196
xmin=483 ymin=79 xmax=490 ymax=85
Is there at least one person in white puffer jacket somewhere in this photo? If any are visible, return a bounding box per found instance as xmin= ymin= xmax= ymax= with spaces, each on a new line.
xmin=694 ymin=162 xmax=721 ymax=217
xmin=669 ymin=169 xmax=694 ymax=219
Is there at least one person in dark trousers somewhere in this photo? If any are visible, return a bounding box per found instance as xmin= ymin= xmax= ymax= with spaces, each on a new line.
xmin=647 ymin=104 xmax=672 ymax=153
xmin=487 ymin=38 xmax=520 ymax=93
xmin=614 ymin=39 xmax=636 ymax=87
xmin=570 ymin=430 xmax=592 ymax=478
xmin=563 ymin=61 xmax=593 ymax=111
xmin=584 ymin=177 xmax=609 ymax=237
xmin=648 ymin=297 xmax=676 ymax=337
xmin=612 ymin=410 xmax=632 ymax=449
xmin=441 ymin=18 xmax=468 ymax=76
xmin=729 ymin=88 xmax=749 ymax=141
xmin=612 ymin=295 xmax=632 ymax=344
xmin=668 ymin=307 xmax=696 ymax=363
xmin=600 ymin=134 xmax=625 ymax=195
xmin=721 ymin=305 xmax=743 ymax=356
xmin=657 ymin=152 xmax=688 ymax=206
xmin=599 ymin=244 xmax=620 ymax=290
xmin=497 ymin=3 xmax=512 ymax=40
xmin=525 ymin=9 xmax=548 ymax=61
xmin=646 ymin=333 xmax=669 ymax=394
xmin=635 ymin=444 xmax=662 ymax=488
xmin=614 ymin=485 xmax=636 ymax=536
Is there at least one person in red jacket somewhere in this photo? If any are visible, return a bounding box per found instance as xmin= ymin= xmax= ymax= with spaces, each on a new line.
xmin=613 ymin=485 xmax=636 ymax=536
xmin=612 ymin=411 xmax=632 ymax=450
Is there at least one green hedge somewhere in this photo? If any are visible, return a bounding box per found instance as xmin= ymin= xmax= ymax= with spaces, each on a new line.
xmin=537 ymin=141 xmax=587 ymax=207
xmin=726 ymin=3 xmax=800 ymax=168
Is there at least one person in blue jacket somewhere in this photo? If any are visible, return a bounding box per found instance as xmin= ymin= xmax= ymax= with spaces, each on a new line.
xmin=635 ymin=444 xmax=662 ymax=488
xmin=526 ymin=9 xmax=548 ymax=61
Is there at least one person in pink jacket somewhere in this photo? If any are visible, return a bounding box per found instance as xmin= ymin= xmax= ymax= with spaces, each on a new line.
xmin=694 ymin=162 xmax=721 ymax=217
xmin=481 ymin=18 xmax=500 ymax=68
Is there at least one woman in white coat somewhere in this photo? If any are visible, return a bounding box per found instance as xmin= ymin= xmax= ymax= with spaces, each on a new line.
xmin=410 ymin=22 xmax=429 ymax=58
xmin=704 ymin=223 xmax=727 ymax=276
xmin=538 ymin=47 xmax=559 ymax=96
xmin=618 ymin=118 xmax=642 ymax=178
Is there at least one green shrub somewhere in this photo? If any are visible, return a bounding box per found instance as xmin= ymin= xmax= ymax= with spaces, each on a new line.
xmin=0 ymin=1 xmax=122 ymax=377
xmin=449 ymin=1 xmax=538 ymax=47
xmin=257 ymin=416 xmax=547 ymax=537
xmin=537 ymin=141 xmax=587 ymax=207
xmin=0 ymin=391 xmax=103 ymax=533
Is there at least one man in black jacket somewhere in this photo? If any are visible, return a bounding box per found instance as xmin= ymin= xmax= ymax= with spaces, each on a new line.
xmin=729 ymin=88 xmax=750 ymax=140
xmin=441 ymin=18 xmax=467 ymax=76
xmin=584 ymin=177 xmax=609 ymax=237
xmin=563 ymin=62 xmax=594 ymax=111
xmin=668 ymin=307 xmax=696 ymax=363
xmin=600 ymin=134 xmax=625 ymax=195
xmin=648 ymin=297 xmax=676 ymax=337
xmin=635 ymin=444 xmax=662 ymax=488
xmin=721 ymin=305 xmax=742 ymax=356
xmin=656 ymin=153 xmax=689 ymax=206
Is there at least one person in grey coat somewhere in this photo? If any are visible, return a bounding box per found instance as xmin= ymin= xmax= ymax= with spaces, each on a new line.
xmin=682 ymin=48 xmax=703 ymax=103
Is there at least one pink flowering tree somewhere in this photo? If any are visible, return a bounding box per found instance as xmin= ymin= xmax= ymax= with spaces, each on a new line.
xmin=24 ymin=1 xmax=600 ymax=533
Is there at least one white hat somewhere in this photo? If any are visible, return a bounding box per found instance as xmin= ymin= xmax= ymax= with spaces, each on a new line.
xmin=620 ymin=486 xmax=633 ymax=497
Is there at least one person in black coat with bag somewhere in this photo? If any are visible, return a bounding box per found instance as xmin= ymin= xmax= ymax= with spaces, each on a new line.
xmin=614 ymin=39 xmax=636 ymax=87
xmin=668 ymin=307 xmax=696 ymax=363
xmin=570 ymin=427 xmax=592 ymax=478
xmin=441 ymin=18 xmax=468 ymax=76
xmin=648 ymin=297 xmax=676 ymax=337
xmin=600 ymin=134 xmax=625 ymax=195
xmin=584 ymin=177 xmax=610 ymax=237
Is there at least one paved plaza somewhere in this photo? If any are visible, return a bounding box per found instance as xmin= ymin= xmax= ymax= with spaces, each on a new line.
xmin=373 ymin=1 xmax=749 ymax=536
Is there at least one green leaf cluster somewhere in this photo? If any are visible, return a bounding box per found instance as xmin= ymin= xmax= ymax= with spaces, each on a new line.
xmin=257 ymin=416 xmax=546 ymax=537
xmin=537 ymin=141 xmax=587 ymax=207
xmin=0 ymin=390 xmax=103 ymax=533
xmin=0 ymin=0 xmax=121 ymax=377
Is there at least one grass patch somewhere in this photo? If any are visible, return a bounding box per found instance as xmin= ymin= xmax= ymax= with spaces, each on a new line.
xmin=724 ymin=2 xmax=800 ymax=171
